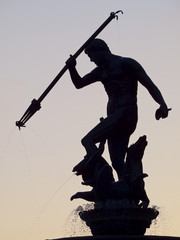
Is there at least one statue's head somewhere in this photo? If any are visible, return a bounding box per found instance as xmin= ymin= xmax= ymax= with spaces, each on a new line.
xmin=85 ymin=39 xmax=111 ymax=67
xmin=85 ymin=39 xmax=111 ymax=54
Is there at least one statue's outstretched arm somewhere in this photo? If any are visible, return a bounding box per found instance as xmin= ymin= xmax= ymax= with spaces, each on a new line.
xmin=137 ymin=66 xmax=170 ymax=119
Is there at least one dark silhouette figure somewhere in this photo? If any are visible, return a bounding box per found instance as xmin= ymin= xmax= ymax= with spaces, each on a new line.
xmin=66 ymin=38 xmax=170 ymax=180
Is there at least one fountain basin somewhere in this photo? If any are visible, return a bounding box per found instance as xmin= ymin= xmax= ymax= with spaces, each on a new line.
xmin=79 ymin=206 xmax=159 ymax=236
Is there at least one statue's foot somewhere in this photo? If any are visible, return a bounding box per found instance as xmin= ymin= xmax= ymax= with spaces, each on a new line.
xmin=73 ymin=146 xmax=105 ymax=176
xmin=72 ymin=155 xmax=90 ymax=175
xmin=72 ymin=150 xmax=98 ymax=174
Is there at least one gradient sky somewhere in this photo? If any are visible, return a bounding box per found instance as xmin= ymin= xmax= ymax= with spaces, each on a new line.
xmin=1 ymin=1 xmax=180 ymax=240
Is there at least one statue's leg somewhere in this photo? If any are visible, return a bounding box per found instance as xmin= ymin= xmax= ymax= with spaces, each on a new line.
xmin=81 ymin=114 xmax=119 ymax=157
xmin=108 ymin=133 xmax=130 ymax=180
xmin=81 ymin=108 xmax=136 ymax=179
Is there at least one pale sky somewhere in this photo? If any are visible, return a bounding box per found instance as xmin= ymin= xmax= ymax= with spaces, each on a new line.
xmin=1 ymin=1 xmax=180 ymax=240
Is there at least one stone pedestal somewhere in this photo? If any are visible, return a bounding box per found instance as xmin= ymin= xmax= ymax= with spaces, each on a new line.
xmin=79 ymin=206 xmax=158 ymax=236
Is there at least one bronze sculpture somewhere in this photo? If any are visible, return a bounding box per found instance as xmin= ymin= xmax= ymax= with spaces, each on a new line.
xmin=66 ymin=38 xmax=170 ymax=180
xmin=66 ymin=39 xmax=170 ymax=235
xmin=15 ymin=10 xmax=171 ymax=236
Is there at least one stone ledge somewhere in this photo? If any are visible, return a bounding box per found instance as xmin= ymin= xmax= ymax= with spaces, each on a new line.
xmin=47 ymin=235 xmax=180 ymax=240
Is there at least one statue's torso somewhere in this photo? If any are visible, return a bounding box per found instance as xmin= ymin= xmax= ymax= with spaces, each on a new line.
xmin=102 ymin=57 xmax=137 ymax=96
xmin=94 ymin=57 xmax=138 ymax=115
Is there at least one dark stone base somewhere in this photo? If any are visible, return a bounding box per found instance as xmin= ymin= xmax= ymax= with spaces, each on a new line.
xmin=79 ymin=205 xmax=159 ymax=236
xmin=48 ymin=235 xmax=180 ymax=240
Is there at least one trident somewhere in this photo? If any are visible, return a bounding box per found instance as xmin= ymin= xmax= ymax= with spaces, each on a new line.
xmin=16 ymin=10 xmax=123 ymax=130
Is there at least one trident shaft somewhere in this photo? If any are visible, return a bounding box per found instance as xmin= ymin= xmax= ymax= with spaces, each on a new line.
xmin=16 ymin=10 xmax=123 ymax=130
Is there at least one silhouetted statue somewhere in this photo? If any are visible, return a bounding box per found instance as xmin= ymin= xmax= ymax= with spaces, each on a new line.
xmin=66 ymin=38 xmax=170 ymax=180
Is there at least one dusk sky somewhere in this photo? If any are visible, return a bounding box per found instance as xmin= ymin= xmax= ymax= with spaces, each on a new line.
xmin=1 ymin=1 xmax=180 ymax=240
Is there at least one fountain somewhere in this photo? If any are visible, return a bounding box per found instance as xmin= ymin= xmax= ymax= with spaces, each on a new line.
xmin=47 ymin=37 xmax=176 ymax=240
xmin=14 ymin=10 xmax=178 ymax=240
